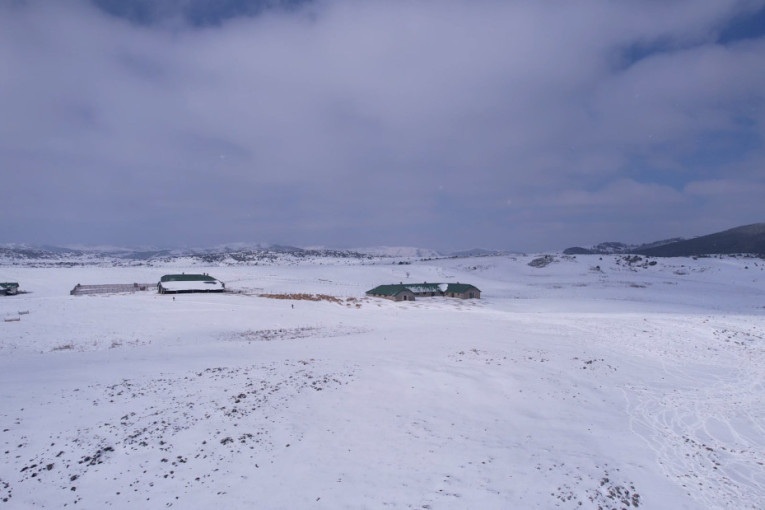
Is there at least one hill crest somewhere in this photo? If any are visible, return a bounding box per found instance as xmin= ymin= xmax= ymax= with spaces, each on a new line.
xmin=564 ymin=223 xmax=765 ymax=257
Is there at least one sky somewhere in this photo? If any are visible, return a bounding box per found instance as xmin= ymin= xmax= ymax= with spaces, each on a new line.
xmin=1 ymin=0 xmax=764 ymax=252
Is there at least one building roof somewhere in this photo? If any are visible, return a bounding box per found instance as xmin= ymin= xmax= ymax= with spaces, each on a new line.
xmin=366 ymin=282 xmax=480 ymax=296
xmin=158 ymin=274 xmax=224 ymax=292
xmin=366 ymin=284 xmax=415 ymax=296
xmin=405 ymin=283 xmax=447 ymax=293
xmin=160 ymin=274 xmax=217 ymax=283
xmin=445 ymin=283 xmax=480 ymax=293
xmin=1 ymin=282 xmax=19 ymax=295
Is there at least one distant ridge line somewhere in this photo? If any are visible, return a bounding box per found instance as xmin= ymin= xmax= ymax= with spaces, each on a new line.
xmin=564 ymin=222 xmax=765 ymax=257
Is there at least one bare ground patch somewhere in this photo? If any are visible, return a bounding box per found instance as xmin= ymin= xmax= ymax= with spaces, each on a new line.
xmin=227 ymin=325 xmax=367 ymax=343
xmin=258 ymin=293 xmax=367 ymax=308
xmin=543 ymin=463 xmax=641 ymax=509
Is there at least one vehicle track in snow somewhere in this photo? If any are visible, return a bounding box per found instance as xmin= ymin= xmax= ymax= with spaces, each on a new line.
xmin=623 ymin=321 xmax=765 ymax=509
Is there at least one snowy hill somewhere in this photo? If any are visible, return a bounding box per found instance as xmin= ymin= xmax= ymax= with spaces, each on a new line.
xmin=636 ymin=222 xmax=765 ymax=257
xmin=564 ymin=222 xmax=765 ymax=256
xmin=1 ymin=253 xmax=763 ymax=508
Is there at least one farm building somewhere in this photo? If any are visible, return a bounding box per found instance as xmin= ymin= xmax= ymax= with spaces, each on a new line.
xmin=404 ymin=282 xmax=448 ymax=297
xmin=1 ymin=282 xmax=19 ymax=295
xmin=443 ymin=283 xmax=481 ymax=299
xmin=157 ymin=274 xmax=225 ymax=294
xmin=366 ymin=282 xmax=480 ymax=301
xmin=365 ymin=284 xmax=417 ymax=302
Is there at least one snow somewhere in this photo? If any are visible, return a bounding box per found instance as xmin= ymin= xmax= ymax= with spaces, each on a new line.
xmin=402 ymin=283 xmax=449 ymax=294
xmin=1 ymin=254 xmax=764 ymax=509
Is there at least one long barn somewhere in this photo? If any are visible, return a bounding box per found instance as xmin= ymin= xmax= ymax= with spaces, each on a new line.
xmin=366 ymin=282 xmax=480 ymax=301
xmin=158 ymin=274 xmax=225 ymax=294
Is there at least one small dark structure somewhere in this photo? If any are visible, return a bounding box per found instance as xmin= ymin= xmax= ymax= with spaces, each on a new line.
xmin=158 ymin=274 xmax=225 ymax=294
xmin=1 ymin=282 xmax=19 ymax=295
xmin=366 ymin=282 xmax=481 ymax=301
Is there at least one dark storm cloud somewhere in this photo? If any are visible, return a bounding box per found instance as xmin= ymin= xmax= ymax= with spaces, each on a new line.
xmin=1 ymin=0 xmax=764 ymax=250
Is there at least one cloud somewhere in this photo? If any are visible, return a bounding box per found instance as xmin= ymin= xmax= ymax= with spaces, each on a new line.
xmin=1 ymin=0 xmax=764 ymax=250
xmin=686 ymin=179 xmax=765 ymax=197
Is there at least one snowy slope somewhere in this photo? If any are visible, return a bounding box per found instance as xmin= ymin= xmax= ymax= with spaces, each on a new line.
xmin=0 ymin=254 xmax=763 ymax=509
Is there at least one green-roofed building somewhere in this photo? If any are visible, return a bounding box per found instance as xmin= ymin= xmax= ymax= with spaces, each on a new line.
xmin=1 ymin=282 xmax=19 ymax=296
xmin=403 ymin=282 xmax=447 ymax=297
xmin=158 ymin=274 xmax=225 ymax=294
xmin=366 ymin=282 xmax=480 ymax=301
xmin=365 ymin=284 xmax=416 ymax=301
xmin=444 ymin=283 xmax=481 ymax=299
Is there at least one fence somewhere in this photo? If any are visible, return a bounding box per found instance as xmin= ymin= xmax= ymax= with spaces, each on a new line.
xmin=70 ymin=283 xmax=156 ymax=296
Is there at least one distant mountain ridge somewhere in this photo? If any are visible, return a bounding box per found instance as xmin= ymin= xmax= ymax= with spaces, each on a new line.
xmin=351 ymin=246 xmax=442 ymax=258
xmin=0 ymin=242 xmax=523 ymax=267
xmin=0 ymin=244 xmax=377 ymax=267
xmin=449 ymin=248 xmax=510 ymax=258
xmin=564 ymin=223 xmax=765 ymax=257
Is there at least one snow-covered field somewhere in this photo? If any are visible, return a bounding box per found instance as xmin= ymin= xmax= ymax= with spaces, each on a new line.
xmin=1 ymin=254 xmax=763 ymax=509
